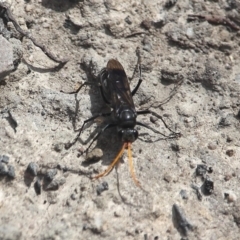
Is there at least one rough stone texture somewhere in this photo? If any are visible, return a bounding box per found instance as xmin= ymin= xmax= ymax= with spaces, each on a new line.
xmin=1 ymin=0 xmax=240 ymax=239
xmin=85 ymin=148 xmax=103 ymax=162
xmin=0 ymin=35 xmax=14 ymax=79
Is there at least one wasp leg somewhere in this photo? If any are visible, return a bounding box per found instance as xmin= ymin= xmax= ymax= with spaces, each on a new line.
xmin=82 ymin=123 xmax=116 ymax=154
xmin=136 ymin=110 xmax=151 ymax=115
xmin=131 ymin=78 xmax=142 ymax=96
xmin=131 ymin=47 xmax=142 ymax=96
xmin=65 ymin=112 xmax=112 ymax=149
xmin=92 ymin=143 xmax=127 ymax=180
xmin=137 ymin=110 xmax=181 ymax=137
xmin=60 ymin=82 xmax=95 ymax=95
xmin=136 ymin=121 xmax=173 ymax=138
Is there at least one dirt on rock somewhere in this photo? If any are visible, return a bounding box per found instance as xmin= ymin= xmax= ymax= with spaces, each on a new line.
xmin=1 ymin=0 xmax=240 ymax=239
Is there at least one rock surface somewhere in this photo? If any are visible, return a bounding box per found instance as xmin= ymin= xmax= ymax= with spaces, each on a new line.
xmin=1 ymin=0 xmax=240 ymax=239
xmin=0 ymin=36 xmax=14 ymax=79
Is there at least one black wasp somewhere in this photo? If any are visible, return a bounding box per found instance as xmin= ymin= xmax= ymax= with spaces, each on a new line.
xmin=63 ymin=50 xmax=180 ymax=186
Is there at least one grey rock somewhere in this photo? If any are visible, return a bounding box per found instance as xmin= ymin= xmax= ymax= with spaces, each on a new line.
xmin=70 ymin=193 xmax=77 ymax=200
xmin=180 ymin=190 xmax=188 ymax=200
xmin=0 ymin=35 xmax=14 ymax=79
xmin=219 ymin=114 xmax=236 ymax=127
xmin=7 ymin=165 xmax=15 ymax=179
xmin=232 ymin=199 xmax=240 ymax=227
xmin=45 ymin=177 xmax=66 ymax=191
xmin=85 ymin=148 xmax=103 ymax=162
xmin=96 ymin=181 xmax=109 ymax=195
xmin=45 ymin=169 xmax=58 ymax=181
xmin=224 ymin=191 xmax=237 ymax=203
xmin=34 ymin=179 xmax=41 ymax=195
xmin=26 ymin=162 xmax=39 ymax=176
xmin=0 ymin=162 xmax=8 ymax=176
xmin=161 ymin=66 xmax=184 ymax=83
xmin=0 ymin=18 xmax=11 ymax=39
xmin=172 ymin=204 xmax=193 ymax=237
xmin=235 ymin=73 xmax=240 ymax=83
xmin=0 ymin=155 xmax=9 ymax=164
xmin=8 ymin=38 xmax=23 ymax=66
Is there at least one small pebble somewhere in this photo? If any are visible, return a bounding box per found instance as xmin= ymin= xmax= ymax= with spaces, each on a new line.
xmin=171 ymin=143 xmax=180 ymax=152
xmin=165 ymin=0 xmax=178 ymax=8
xmin=180 ymin=189 xmax=188 ymax=200
xmin=7 ymin=165 xmax=15 ymax=179
xmin=226 ymin=149 xmax=235 ymax=157
xmin=226 ymin=135 xmax=233 ymax=142
xmin=125 ymin=16 xmax=132 ymax=25
xmin=96 ymin=181 xmax=109 ymax=195
xmin=237 ymin=109 xmax=240 ymax=118
xmin=191 ymin=184 xmax=202 ymax=201
xmin=34 ymin=179 xmax=41 ymax=195
xmin=196 ymin=164 xmax=208 ymax=177
xmin=0 ymin=162 xmax=8 ymax=176
xmin=150 ymin=116 xmax=158 ymax=123
xmin=141 ymin=19 xmax=152 ymax=30
xmin=25 ymin=4 xmax=33 ymax=12
xmin=224 ymin=192 xmax=237 ymax=203
xmin=163 ymin=173 xmax=172 ymax=183
xmin=47 ymin=192 xmax=58 ymax=204
xmin=224 ymin=173 xmax=232 ymax=181
xmin=0 ymin=155 xmax=9 ymax=164
xmin=208 ymin=142 xmax=217 ymax=150
xmin=172 ymin=203 xmax=193 ymax=237
xmin=71 ymin=193 xmax=77 ymax=200
xmin=208 ymin=167 xmax=213 ymax=174
xmin=114 ymin=211 xmax=121 ymax=217
xmin=219 ymin=116 xmax=232 ymax=127
xmin=53 ymin=143 xmax=63 ymax=152
xmin=189 ymin=162 xmax=196 ymax=169
xmin=42 ymin=22 xmax=50 ymax=28
xmin=85 ymin=148 xmax=103 ymax=162
xmin=202 ymin=177 xmax=214 ymax=195
xmin=186 ymin=27 xmax=194 ymax=39
xmin=27 ymin=162 xmax=39 ymax=176
xmin=151 ymin=209 xmax=161 ymax=219
xmin=82 ymin=224 xmax=88 ymax=231
xmin=45 ymin=169 xmax=57 ymax=181
xmin=45 ymin=177 xmax=66 ymax=191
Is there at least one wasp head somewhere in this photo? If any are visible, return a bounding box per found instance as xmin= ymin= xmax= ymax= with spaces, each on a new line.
xmin=118 ymin=128 xmax=138 ymax=143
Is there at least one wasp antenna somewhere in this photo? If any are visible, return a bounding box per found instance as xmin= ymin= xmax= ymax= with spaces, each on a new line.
xmin=92 ymin=143 xmax=127 ymax=180
xmin=127 ymin=143 xmax=141 ymax=187
xmin=136 ymin=47 xmax=141 ymax=65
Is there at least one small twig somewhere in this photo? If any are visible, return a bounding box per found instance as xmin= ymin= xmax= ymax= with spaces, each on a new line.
xmin=125 ymin=31 xmax=147 ymax=38
xmin=0 ymin=3 xmax=69 ymax=65
xmin=39 ymin=163 xmax=92 ymax=176
xmin=188 ymin=14 xmax=240 ymax=31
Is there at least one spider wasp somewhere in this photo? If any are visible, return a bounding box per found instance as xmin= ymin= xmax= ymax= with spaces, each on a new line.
xmin=63 ymin=49 xmax=180 ymax=186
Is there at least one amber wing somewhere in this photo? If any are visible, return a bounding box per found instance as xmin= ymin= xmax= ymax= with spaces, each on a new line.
xmin=106 ymin=59 xmax=135 ymax=109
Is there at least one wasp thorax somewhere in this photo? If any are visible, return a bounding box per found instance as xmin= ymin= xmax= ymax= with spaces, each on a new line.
xmin=119 ymin=109 xmax=136 ymax=127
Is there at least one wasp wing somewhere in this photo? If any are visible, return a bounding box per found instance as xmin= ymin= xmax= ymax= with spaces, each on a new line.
xmin=106 ymin=59 xmax=135 ymax=110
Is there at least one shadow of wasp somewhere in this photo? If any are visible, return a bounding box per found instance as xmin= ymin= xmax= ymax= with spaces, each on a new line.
xmin=62 ymin=49 xmax=180 ymax=186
